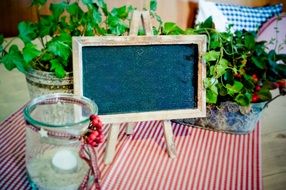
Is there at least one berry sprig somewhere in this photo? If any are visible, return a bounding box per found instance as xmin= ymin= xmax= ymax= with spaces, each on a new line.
xmin=83 ymin=114 xmax=104 ymax=147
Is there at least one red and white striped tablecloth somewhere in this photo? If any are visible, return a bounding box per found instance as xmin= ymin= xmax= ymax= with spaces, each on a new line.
xmin=0 ymin=107 xmax=262 ymax=190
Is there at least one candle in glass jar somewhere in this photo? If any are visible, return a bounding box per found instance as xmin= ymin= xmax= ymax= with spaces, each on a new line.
xmin=51 ymin=149 xmax=78 ymax=173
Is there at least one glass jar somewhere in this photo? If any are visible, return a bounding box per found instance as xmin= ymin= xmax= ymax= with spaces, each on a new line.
xmin=24 ymin=93 xmax=98 ymax=190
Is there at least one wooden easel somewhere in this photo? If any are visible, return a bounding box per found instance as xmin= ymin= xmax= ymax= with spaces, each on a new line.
xmin=104 ymin=10 xmax=177 ymax=164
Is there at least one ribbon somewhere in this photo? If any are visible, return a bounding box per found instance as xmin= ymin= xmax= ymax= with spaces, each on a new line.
xmin=79 ymin=139 xmax=101 ymax=190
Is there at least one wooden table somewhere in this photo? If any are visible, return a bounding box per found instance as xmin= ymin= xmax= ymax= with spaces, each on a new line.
xmin=0 ymin=107 xmax=262 ymax=190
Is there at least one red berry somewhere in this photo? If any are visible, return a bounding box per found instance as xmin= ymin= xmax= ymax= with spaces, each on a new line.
xmin=278 ymin=80 xmax=286 ymax=88
xmin=97 ymin=120 xmax=103 ymax=127
xmin=95 ymin=134 xmax=104 ymax=143
xmin=89 ymin=114 xmax=98 ymax=121
xmin=96 ymin=124 xmax=103 ymax=131
xmin=97 ymin=128 xmax=103 ymax=134
xmin=255 ymin=85 xmax=261 ymax=92
xmin=95 ymin=138 xmax=103 ymax=144
xmin=234 ymin=73 xmax=242 ymax=79
xmin=252 ymin=74 xmax=258 ymax=83
xmin=87 ymin=137 xmax=94 ymax=144
xmin=90 ymin=141 xmax=97 ymax=147
xmin=89 ymin=131 xmax=99 ymax=140
xmin=91 ymin=119 xmax=99 ymax=126
xmin=252 ymin=94 xmax=259 ymax=103
xmin=272 ymin=82 xmax=279 ymax=89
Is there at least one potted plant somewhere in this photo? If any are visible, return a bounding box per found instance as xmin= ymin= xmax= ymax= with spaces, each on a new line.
xmin=162 ymin=17 xmax=286 ymax=134
xmin=0 ymin=0 xmax=161 ymax=98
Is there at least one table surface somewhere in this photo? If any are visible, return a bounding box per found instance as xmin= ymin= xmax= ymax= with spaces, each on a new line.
xmin=0 ymin=107 xmax=262 ymax=190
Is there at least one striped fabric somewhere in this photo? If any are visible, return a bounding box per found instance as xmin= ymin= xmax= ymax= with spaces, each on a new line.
xmin=0 ymin=107 xmax=262 ymax=190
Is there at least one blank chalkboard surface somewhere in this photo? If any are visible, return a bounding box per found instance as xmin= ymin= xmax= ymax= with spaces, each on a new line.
xmin=73 ymin=35 xmax=206 ymax=123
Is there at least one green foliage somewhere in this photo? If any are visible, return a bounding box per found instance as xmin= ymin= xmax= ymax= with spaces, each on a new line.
xmin=192 ymin=16 xmax=286 ymax=106
xmin=1 ymin=1 xmax=285 ymax=107
xmin=162 ymin=22 xmax=184 ymax=35
xmin=1 ymin=45 xmax=25 ymax=72
xmin=46 ymin=33 xmax=71 ymax=62
xmin=23 ymin=43 xmax=41 ymax=63
xmin=18 ymin=21 xmax=38 ymax=43
xmin=150 ymin=0 xmax=157 ymax=11
xmin=0 ymin=0 xmax=162 ymax=78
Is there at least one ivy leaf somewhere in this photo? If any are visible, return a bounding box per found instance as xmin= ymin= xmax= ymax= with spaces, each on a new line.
xmin=152 ymin=27 xmax=159 ymax=35
xmin=96 ymin=0 xmax=108 ymax=15
xmin=23 ymin=43 xmax=41 ymax=63
xmin=274 ymin=64 xmax=286 ymax=78
xmin=32 ymin=0 xmax=47 ymax=6
xmin=1 ymin=45 xmax=25 ymax=72
xmin=40 ymin=52 xmax=54 ymax=62
xmin=110 ymin=24 xmax=128 ymax=36
xmin=210 ymin=33 xmax=220 ymax=49
xmin=107 ymin=15 xmax=120 ymax=26
xmin=107 ymin=15 xmax=128 ymax=35
xmin=162 ymin=22 xmax=184 ymax=35
xmin=50 ymin=58 xmax=65 ymax=78
xmin=46 ymin=33 xmax=71 ymax=61
xmin=198 ymin=16 xmax=214 ymax=29
xmin=235 ymin=93 xmax=251 ymax=106
xmin=18 ymin=21 xmax=37 ymax=43
xmin=203 ymin=77 xmax=218 ymax=88
xmin=251 ymin=56 xmax=265 ymax=69
xmin=257 ymin=89 xmax=272 ymax=101
xmin=94 ymin=24 xmax=107 ymax=35
xmin=223 ymin=70 xmax=234 ymax=82
xmin=38 ymin=15 xmax=56 ymax=37
xmin=184 ymin=28 xmax=196 ymax=35
xmin=150 ymin=0 xmax=157 ymax=11
xmin=67 ymin=3 xmax=83 ymax=17
xmin=226 ymin=81 xmax=243 ymax=96
xmin=244 ymin=33 xmax=255 ymax=50
xmin=206 ymin=88 xmax=218 ymax=104
xmin=216 ymin=58 xmax=228 ymax=77
xmin=111 ymin=6 xmax=129 ymax=19
xmin=204 ymin=77 xmax=219 ymax=103
xmin=50 ymin=2 xmax=66 ymax=19
xmin=203 ymin=50 xmax=220 ymax=62
xmin=242 ymin=75 xmax=255 ymax=90
xmin=92 ymin=9 xmax=102 ymax=24
xmin=82 ymin=0 xmax=93 ymax=5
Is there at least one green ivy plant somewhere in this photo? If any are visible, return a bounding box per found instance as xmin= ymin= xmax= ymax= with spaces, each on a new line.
xmin=1 ymin=0 xmax=285 ymax=107
xmin=0 ymin=0 xmax=161 ymax=78
xmin=161 ymin=17 xmax=286 ymax=106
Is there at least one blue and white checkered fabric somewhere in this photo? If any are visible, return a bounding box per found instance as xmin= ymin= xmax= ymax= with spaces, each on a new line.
xmin=215 ymin=3 xmax=283 ymax=32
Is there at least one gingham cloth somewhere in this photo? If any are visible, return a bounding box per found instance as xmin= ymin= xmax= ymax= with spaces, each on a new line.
xmin=0 ymin=107 xmax=262 ymax=190
xmin=215 ymin=3 xmax=283 ymax=32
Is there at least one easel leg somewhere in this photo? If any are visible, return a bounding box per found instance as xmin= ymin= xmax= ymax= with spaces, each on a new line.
xmin=104 ymin=123 xmax=120 ymax=164
xmin=163 ymin=120 xmax=177 ymax=159
xmin=125 ymin=122 xmax=137 ymax=135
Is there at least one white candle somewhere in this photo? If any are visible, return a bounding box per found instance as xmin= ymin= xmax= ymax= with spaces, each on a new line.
xmin=51 ymin=149 xmax=78 ymax=173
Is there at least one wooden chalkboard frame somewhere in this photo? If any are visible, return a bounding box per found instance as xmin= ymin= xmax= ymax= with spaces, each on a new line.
xmin=73 ymin=35 xmax=207 ymax=124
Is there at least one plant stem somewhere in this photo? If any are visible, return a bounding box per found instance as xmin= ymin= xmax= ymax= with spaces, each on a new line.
xmin=263 ymin=94 xmax=281 ymax=109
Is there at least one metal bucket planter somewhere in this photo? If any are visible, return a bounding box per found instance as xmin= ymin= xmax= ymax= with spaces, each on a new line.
xmin=173 ymin=101 xmax=266 ymax=134
xmin=25 ymin=69 xmax=73 ymax=99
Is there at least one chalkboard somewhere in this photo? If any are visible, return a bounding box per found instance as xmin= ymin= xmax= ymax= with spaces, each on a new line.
xmin=73 ymin=35 xmax=206 ymax=123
